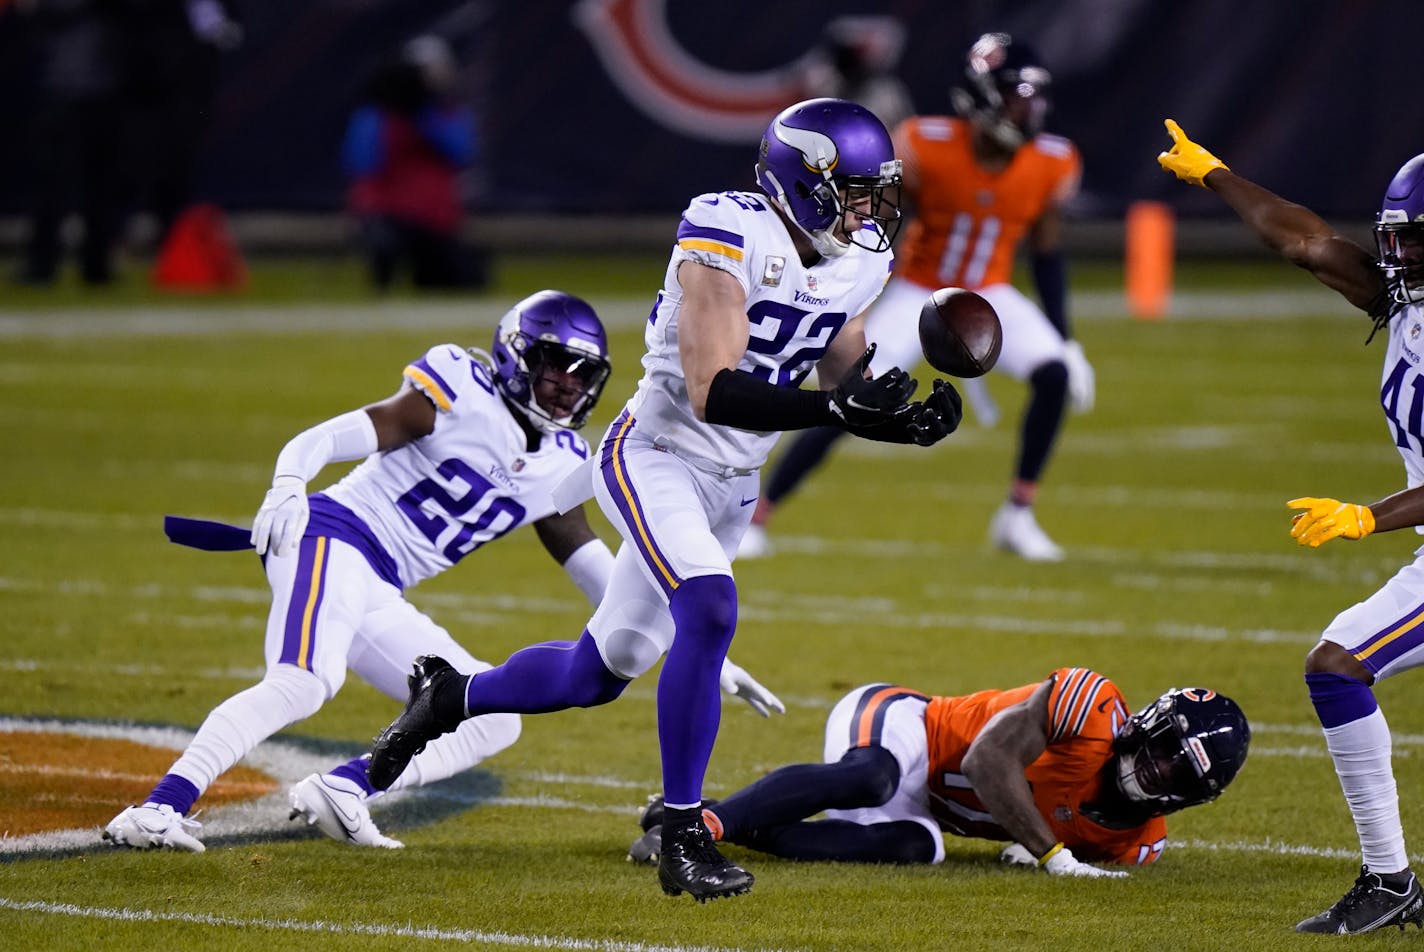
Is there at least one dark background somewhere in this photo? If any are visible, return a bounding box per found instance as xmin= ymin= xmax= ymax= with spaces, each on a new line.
xmin=2 ymin=0 xmax=1421 ymax=225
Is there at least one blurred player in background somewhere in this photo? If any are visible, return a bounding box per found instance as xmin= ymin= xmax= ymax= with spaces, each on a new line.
xmin=102 ymin=290 xmax=781 ymax=853
xmin=360 ymin=98 xmax=961 ymax=901
xmin=1159 ymin=120 xmax=1424 ymax=935
xmin=629 ymin=668 xmax=1248 ymax=876
xmin=799 ymin=16 xmax=914 ymax=132
xmin=743 ymin=32 xmax=1092 ymax=562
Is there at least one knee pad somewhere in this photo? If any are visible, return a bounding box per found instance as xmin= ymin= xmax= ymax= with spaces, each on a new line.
xmin=264 ymin=663 xmax=330 ymax=720
xmin=840 ymin=746 xmax=901 ymax=806
xmin=599 ymin=625 xmax=665 ymax=680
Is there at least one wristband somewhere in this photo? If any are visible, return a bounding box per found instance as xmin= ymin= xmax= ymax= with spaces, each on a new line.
xmin=703 ymin=368 xmax=836 ymax=431
xmin=1037 ymin=842 xmax=1065 ymax=867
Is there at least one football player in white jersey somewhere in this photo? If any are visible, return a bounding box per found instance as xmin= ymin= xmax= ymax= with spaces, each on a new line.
xmin=1159 ymin=121 xmax=1424 ymax=935
xmin=361 ymin=98 xmax=963 ymax=901
xmin=102 ymin=290 xmax=784 ymax=853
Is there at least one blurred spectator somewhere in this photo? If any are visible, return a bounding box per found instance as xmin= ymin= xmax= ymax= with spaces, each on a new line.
xmin=800 ymin=16 xmax=914 ymax=131
xmin=124 ymin=0 xmax=242 ymax=250
xmin=14 ymin=0 xmax=128 ymax=285
xmin=341 ymin=35 xmax=489 ymax=292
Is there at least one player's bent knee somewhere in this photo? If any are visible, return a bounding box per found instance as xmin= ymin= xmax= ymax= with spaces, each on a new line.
xmin=838 ymin=746 xmax=902 ymax=807
xmin=264 ymin=663 xmax=329 ymax=720
xmin=598 ymin=625 xmax=665 ymax=680
xmin=1029 ymin=359 xmax=1069 ymax=395
xmin=1305 ymin=640 xmax=1372 ymax=683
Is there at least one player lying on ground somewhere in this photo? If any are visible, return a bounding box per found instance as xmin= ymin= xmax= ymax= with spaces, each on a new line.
xmin=628 ymin=667 xmax=1248 ymax=876
xmin=102 ymin=290 xmax=781 ymax=853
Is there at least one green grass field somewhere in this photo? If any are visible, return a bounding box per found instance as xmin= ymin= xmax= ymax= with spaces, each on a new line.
xmin=2 ymin=257 xmax=1421 ymax=950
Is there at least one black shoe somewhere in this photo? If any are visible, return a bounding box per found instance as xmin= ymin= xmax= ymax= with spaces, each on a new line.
xmin=657 ymin=822 xmax=753 ymax=902
xmin=1296 ymin=866 xmax=1424 ymax=934
xmin=637 ymin=793 xmax=721 ymax=833
xmin=367 ymin=655 xmax=464 ymax=791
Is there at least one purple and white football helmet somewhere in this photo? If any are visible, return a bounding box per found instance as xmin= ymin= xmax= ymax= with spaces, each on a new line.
xmin=488 ymin=290 xmax=611 ymax=434
xmin=1375 ymin=152 xmax=1424 ymax=309
xmin=754 ymin=97 xmax=902 ymax=258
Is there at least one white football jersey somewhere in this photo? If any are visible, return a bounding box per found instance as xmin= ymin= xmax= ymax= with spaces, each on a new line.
xmin=624 ymin=190 xmax=893 ymax=470
xmin=322 ymin=344 xmax=592 ymax=587
xmin=1381 ymin=302 xmax=1424 ymax=529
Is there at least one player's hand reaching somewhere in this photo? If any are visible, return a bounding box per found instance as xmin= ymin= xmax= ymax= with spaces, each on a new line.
xmin=1157 ymin=119 xmax=1230 ymax=188
xmin=1288 ymin=496 xmax=1376 ymax=548
xmin=252 ymin=475 xmax=310 ymax=557
xmin=846 ymin=380 xmax=962 ymax=446
xmin=1038 ymin=843 xmax=1129 ymax=878
xmin=719 ymin=658 xmax=786 ymax=717
xmin=828 ymin=344 xmax=919 ymax=427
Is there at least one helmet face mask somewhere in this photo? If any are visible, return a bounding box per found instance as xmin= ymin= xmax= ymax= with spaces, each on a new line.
xmin=1375 ymin=153 xmax=1424 ymax=308
xmin=949 ymin=32 xmax=1052 ymax=153
xmin=755 ymin=97 xmax=902 ymax=258
xmin=487 ymin=291 xmax=611 ymax=434
xmin=1111 ymin=688 xmax=1250 ymax=817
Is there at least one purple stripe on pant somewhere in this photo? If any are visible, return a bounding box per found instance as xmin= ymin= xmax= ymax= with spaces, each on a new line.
xmin=279 ymin=535 xmax=329 ymax=670
xmin=599 ymin=410 xmax=680 ymax=599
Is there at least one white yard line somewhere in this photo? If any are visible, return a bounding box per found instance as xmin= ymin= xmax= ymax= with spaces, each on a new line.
xmin=0 ymin=898 xmax=785 ymax=952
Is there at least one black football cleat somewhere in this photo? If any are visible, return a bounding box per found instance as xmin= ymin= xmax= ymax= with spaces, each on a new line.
xmin=1296 ymin=866 xmax=1424 ymax=934
xmin=638 ymin=793 xmax=720 ymax=833
xmin=366 ymin=655 xmax=464 ymax=791
xmin=657 ymin=822 xmax=753 ymax=902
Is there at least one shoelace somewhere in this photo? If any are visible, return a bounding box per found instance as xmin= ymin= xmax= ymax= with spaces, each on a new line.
xmin=675 ymin=825 xmax=725 ymax=865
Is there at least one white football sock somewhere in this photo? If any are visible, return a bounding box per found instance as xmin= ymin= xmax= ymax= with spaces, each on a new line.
xmin=168 ymin=665 xmax=326 ymax=793
xmin=1323 ymin=706 xmax=1409 ymax=873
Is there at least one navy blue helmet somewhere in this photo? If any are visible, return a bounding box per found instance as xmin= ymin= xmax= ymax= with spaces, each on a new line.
xmin=1112 ymin=687 xmax=1250 ymax=815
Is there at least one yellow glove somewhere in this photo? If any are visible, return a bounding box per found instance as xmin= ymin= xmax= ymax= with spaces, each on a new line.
xmin=1288 ymin=497 xmax=1375 ymax=548
xmin=1157 ymin=119 xmax=1229 ymax=187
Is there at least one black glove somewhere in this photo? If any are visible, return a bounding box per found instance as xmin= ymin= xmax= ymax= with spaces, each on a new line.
xmin=847 ymin=380 xmax=962 ymax=446
xmin=828 ymin=345 xmax=918 ymax=428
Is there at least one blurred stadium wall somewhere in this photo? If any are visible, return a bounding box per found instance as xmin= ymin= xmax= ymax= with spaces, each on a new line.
xmin=0 ymin=0 xmax=1418 ymax=257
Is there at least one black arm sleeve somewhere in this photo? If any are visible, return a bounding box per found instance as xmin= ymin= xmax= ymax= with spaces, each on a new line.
xmin=703 ymin=368 xmax=837 ymax=432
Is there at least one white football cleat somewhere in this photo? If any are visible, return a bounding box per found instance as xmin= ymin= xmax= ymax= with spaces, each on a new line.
xmin=102 ymin=803 xmax=205 ymax=852
xmin=288 ymin=773 xmax=403 ymax=849
xmin=736 ymin=524 xmax=771 ymax=560
xmin=989 ymin=503 xmax=1065 ymax=562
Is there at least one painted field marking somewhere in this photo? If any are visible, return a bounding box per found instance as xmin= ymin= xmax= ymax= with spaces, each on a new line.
xmin=0 ymin=897 xmax=784 ymax=952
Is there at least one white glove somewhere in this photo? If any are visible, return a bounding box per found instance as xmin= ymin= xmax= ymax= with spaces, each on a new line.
xmin=1062 ymin=341 xmax=1095 ymax=413
xmin=1041 ymin=844 xmax=1128 ymax=878
xmin=719 ymin=658 xmax=786 ymax=717
xmin=999 ymin=842 xmax=1038 ymax=867
xmin=251 ymin=475 xmax=309 ymax=557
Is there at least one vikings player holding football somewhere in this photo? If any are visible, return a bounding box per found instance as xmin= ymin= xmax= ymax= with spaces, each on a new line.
xmin=102 ymin=290 xmax=783 ymax=853
xmin=744 ymin=34 xmax=1092 ymax=563
xmin=362 ymin=98 xmax=962 ymax=901
xmin=629 ymin=669 xmax=1248 ymax=876
xmin=1160 ymin=122 xmax=1424 ymax=934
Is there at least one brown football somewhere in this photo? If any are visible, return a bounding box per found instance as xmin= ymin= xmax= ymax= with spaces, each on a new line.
xmin=918 ymin=287 xmax=1003 ymax=378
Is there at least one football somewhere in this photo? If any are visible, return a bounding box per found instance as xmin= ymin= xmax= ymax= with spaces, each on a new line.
xmin=918 ymin=287 xmax=1003 ymax=378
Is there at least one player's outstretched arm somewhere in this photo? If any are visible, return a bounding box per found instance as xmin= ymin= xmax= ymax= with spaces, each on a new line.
xmin=1157 ymin=119 xmax=1384 ymax=313
xmin=962 ymin=680 xmax=1127 ymax=878
xmin=253 ymin=387 xmax=434 ymax=556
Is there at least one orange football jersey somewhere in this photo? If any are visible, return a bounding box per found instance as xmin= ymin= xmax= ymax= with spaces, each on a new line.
xmin=922 ymin=667 xmax=1168 ymax=865
xmin=892 ymin=116 xmax=1081 ymax=291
